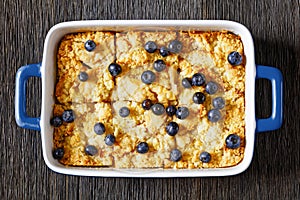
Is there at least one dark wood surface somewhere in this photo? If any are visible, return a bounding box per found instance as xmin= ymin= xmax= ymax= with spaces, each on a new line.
xmin=1 ymin=0 xmax=299 ymax=199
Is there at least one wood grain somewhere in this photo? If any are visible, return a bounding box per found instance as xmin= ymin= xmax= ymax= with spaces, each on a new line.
xmin=1 ymin=0 xmax=299 ymax=199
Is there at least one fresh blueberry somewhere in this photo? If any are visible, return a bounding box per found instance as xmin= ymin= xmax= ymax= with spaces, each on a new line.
xmin=159 ymin=46 xmax=169 ymax=57
xmin=62 ymin=110 xmax=75 ymax=123
xmin=176 ymin=107 xmax=189 ymax=120
xmin=191 ymin=73 xmax=206 ymax=86
xmin=142 ymin=99 xmax=153 ymax=110
xmin=151 ymin=103 xmax=165 ymax=115
xmin=94 ymin=122 xmax=105 ymax=135
xmin=207 ymin=109 xmax=221 ymax=122
xmin=108 ymin=63 xmax=122 ymax=77
xmin=166 ymin=105 xmax=177 ymax=116
xmin=78 ymin=71 xmax=88 ymax=82
xmin=85 ymin=145 xmax=98 ymax=156
xmin=166 ymin=122 xmax=179 ymax=136
xmin=104 ymin=134 xmax=116 ymax=146
xmin=144 ymin=41 xmax=157 ymax=53
xmin=84 ymin=40 xmax=96 ymax=52
xmin=52 ymin=148 xmax=64 ymax=159
xmin=137 ymin=142 xmax=149 ymax=154
xmin=199 ymin=151 xmax=211 ymax=163
xmin=153 ymin=60 xmax=166 ymax=72
xmin=141 ymin=70 xmax=156 ymax=84
xmin=193 ymin=92 xmax=206 ymax=104
xmin=182 ymin=78 xmax=192 ymax=88
xmin=213 ymin=97 xmax=225 ymax=109
xmin=225 ymin=134 xmax=241 ymax=149
xmin=228 ymin=51 xmax=243 ymax=66
xmin=205 ymin=81 xmax=218 ymax=94
xmin=119 ymin=107 xmax=130 ymax=117
xmin=170 ymin=149 xmax=182 ymax=162
xmin=50 ymin=116 xmax=62 ymax=127
xmin=168 ymin=40 xmax=183 ymax=53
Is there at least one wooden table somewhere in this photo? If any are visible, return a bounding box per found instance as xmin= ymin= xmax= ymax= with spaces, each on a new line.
xmin=1 ymin=0 xmax=299 ymax=199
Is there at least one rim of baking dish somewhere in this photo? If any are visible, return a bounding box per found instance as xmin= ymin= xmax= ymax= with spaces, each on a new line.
xmin=40 ymin=20 xmax=255 ymax=177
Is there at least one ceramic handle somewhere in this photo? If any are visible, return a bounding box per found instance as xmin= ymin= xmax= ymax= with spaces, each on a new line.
xmin=15 ymin=63 xmax=41 ymax=131
xmin=255 ymin=65 xmax=283 ymax=132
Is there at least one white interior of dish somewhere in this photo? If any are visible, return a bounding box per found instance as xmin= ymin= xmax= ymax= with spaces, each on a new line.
xmin=40 ymin=20 xmax=256 ymax=177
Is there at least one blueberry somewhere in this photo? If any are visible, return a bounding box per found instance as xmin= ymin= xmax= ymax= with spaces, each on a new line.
xmin=137 ymin=142 xmax=149 ymax=154
xmin=78 ymin=71 xmax=88 ymax=82
xmin=94 ymin=122 xmax=105 ymax=135
xmin=159 ymin=46 xmax=169 ymax=57
xmin=52 ymin=148 xmax=64 ymax=159
xmin=85 ymin=145 xmax=98 ymax=156
xmin=153 ymin=59 xmax=166 ymax=72
xmin=50 ymin=116 xmax=62 ymax=127
xmin=166 ymin=105 xmax=177 ymax=116
xmin=207 ymin=109 xmax=221 ymax=122
xmin=191 ymin=73 xmax=206 ymax=86
xmin=193 ymin=92 xmax=206 ymax=104
xmin=84 ymin=40 xmax=96 ymax=52
xmin=205 ymin=81 xmax=218 ymax=94
xmin=141 ymin=70 xmax=156 ymax=84
xmin=199 ymin=151 xmax=211 ymax=163
xmin=108 ymin=63 xmax=122 ymax=77
xmin=213 ymin=97 xmax=225 ymax=109
xmin=228 ymin=51 xmax=243 ymax=66
xmin=170 ymin=149 xmax=182 ymax=162
xmin=104 ymin=134 xmax=116 ymax=146
xmin=142 ymin=99 xmax=153 ymax=110
xmin=168 ymin=40 xmax=183 ymax=53
xmin=176 ymin=107 xmax=189 ymax=120
xmin=119 ymin=107 xmax=130 ymax=117
xmin=225 ymin=134 xmax=241 ymax=149
xmin=62 ymin=110 xmax=75 ymax=123
xmin=144 ymin=41 xmax=157 ymax=53
xmin=182 ymin=78 xmax=192 ymax=88
xmin=151 ymin=103 xmax=165 ymax=115
xmin=166 ymin=122 xmax=179 ymax=136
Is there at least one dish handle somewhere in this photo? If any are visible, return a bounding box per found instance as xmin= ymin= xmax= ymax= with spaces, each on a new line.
xmin=15 ymin=63 xmax=41 ymax=131
xmin=255 ymin=65 xmax=283 ymax=132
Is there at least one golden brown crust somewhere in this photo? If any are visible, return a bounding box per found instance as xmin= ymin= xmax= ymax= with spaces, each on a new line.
xmin=54 ymin=30 xmax=245 ymax=169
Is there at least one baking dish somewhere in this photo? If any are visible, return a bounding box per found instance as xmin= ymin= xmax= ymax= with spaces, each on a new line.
xmin=15 ymin=20 xmax=283 ymax=177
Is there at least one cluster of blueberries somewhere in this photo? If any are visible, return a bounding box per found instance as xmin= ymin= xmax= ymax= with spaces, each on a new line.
xmin=51 ymin=110 xmax=75 ymax=159
xmin=51 ymin=38 xmax=243 ymax=163
xmin=50 ymin=109 xmax=117 ymax=158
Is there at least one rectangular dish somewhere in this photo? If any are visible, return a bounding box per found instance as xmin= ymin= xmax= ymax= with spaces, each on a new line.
xmin=15 ymin=20 xmax=283 ymax=177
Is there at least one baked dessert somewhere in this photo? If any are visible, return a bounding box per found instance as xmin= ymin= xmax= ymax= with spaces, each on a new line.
xmin=52 ymin=30 xmax=245 ymax=169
